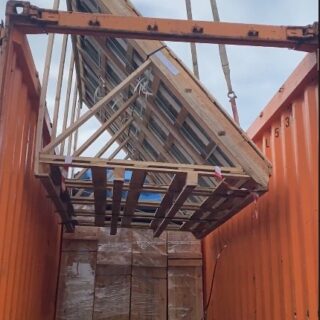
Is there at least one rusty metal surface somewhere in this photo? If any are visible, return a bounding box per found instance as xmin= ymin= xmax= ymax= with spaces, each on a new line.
xmin=202 ymin=52 xmax=318 ymax=320
xmin=0 ymin=29 xmax=61 ymax=320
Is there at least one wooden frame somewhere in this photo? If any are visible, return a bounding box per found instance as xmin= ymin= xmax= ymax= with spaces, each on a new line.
xmin=5 ymin=0 xmax=276 ymax=237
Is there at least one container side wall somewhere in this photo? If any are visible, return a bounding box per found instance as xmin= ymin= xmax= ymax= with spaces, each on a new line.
xmin=0 ymin=29 xmax=61 ymax=320
xmin=202 ymin=52 xmax=318 ymax=320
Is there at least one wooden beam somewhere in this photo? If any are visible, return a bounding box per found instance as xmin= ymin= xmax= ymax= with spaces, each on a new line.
xmin=39 ymin=154 xmax=247 ymax=177
xmin=42 ymin=59 xmax=151 ymax=153
xmin=192 ymin=192 xmax=254 ymax=238
xmin=65 ymin=179 xmax=235 ymax=197
xmin=132 ymin=114 xmax=175 ymax=163
xmin=121 ymin=170 xmax=147 ymax=226
xmin=76 ymin=221 xmax=181 ymax=230
xmin=72 ymin=93 xmax=136 ymax=156
xmin=154 ymin=171 xmax=198 ymax=237
xmin=108 ymin=137 xmax=130 ymax=160
xmin=74 ymin=119 xmax=132 ymax=180
xmin=150 ymin=172 xmax=187 ymax=229
xmin=52 ymin=34 xmax=68 ymax=139
xmin=92 ymin=167 xmax=106 ymax=226
xmin=60 ymin=52 xmax=74 ymax=155
xmin=71 ymin=197 xmax=200 ymax=211
xmin=73 ymin=210 xmax=224 ymax=223
xmin=180 ymin=180 xmax=228 ymax=231
xmin=110 ymin=167 xmax=124 ymax=235
xmin=145 ymin=99 xmax=206 ymax=164
xmin=67 ymin=81 xmax=78 ymax=156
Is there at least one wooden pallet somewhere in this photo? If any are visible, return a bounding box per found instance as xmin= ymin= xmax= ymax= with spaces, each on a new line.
xmin=39 ymin=154 xmax=263 ymax=238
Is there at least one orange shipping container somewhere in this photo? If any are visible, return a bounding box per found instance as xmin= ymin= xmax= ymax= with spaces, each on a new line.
xmin=0 ymin=22 xmax=318 ymax=320
xmin=0 ymin=29 xmax=61 ymax=320
xmin=203 ymin=52 xmax=318 ymax=320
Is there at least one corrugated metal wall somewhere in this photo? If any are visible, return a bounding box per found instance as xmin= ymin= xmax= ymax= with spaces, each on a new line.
xmin=0 ymin=29 xmax=61 ymax=320
xmin=203 ymin=52 xmax=318 ymax=320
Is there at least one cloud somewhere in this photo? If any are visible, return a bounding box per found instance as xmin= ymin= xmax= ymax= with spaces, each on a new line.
xmin=0 ymin=0 xmax=317 ymax=133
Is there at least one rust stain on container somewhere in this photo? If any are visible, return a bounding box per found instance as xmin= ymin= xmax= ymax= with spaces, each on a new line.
xmin=0 ymin=30 xmax=61 ymax=320
xmin=203 ymin=52 xmax=318 ymax=320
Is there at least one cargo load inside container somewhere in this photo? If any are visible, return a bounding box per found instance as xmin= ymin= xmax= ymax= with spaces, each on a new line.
xmin=0 ymin=0 xmax=318 ymax=319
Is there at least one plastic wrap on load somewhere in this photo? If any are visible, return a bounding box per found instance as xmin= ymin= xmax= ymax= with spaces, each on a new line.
xmin=63 ymin=226 xmax=99 ymax=240
xmin=97 ymin=227 xmax=132 ymax=268
xmin=57 ymin=228 xmax=204 ymax=319
xmin=168 ymin=266 xmax=203 ymax=320
xmin=132 ymin=229 xmax=167 ymax=267
xmin=167 ymin=231 xmax=202 ymax=259
xmin=56 ymin=251 xmax=97 ymax=320
xmin=62 ymin=239 xmax=98 ymax=252
xmin=93 ymin=265 xmax=131 ymax=320
xmin=131 ymin=266 xmax=167 ymax=320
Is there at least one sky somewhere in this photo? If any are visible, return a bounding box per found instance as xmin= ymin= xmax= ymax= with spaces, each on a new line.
xmin=0 ymin=0 xmax=318 ymax=158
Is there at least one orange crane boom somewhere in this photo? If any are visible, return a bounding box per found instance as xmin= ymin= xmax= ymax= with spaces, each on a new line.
xmin=6 ymin=1 xmax=318 ymax=52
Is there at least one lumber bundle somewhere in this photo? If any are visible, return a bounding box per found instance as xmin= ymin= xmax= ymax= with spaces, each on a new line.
xmin=56 ymin=226 xmax=203 ymax=319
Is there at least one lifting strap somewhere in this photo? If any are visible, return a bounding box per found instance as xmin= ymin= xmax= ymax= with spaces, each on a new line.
xmin=209 ymin=0 xmax=240 ymax=125
xmin=185 ymin=0 xmax=200 ymax=79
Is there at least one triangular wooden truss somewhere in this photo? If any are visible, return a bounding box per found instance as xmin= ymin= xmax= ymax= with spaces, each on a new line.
xmin=31 ymin=0 xmax=271 ymax=238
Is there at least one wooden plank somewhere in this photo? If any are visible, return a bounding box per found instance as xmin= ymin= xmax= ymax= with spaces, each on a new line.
xmin=94 ymin=270 xmax=131 ymax=319
xmin=150 ymin=172 xmax=186 ymax=229
xmin=52 ymin=34 xmax=68 ymax=139
xmin=77 ymin=221 xmax=181 ymax=231
xmin=94 ymin=265 xmax=131 ymax=319
xmin=131 ymin=266 xmax=167 ymax=320
xmin=73 ymin=94 xmax=136 ymax=157
xmin=65 ymin=179 xmax=224 ymax=197
xmin=168 ymin=259 xmax=202 ymax=267
xmin=132 ymin=114 xmax=176 ymax=163
xmin=92 ymin=167 xmax=106 ymax=226
xmin=67 ymin=81 xmax=78 ymax=156
xmin=60 ymin=53 xmax=74 ymax=155
xmin=121 ymin=170 xmax=146 ymax=226
xmin=71 ymin=197 xmax=200 ymax=211
xmin=39 ymin=153 xmax=247 ymax=176
xmin=132 ymin=229 xmax=167 ymax=268
xmin=107 ymin=137 xmax=130 ymax=160
xmin=146 ymin=98 xmax=206 ymax=164
xmin=168 ymin=266 xmax=203 ymax=319
xmin=74 ymin=119 xmax=132 ymax=180
xmin=110 ymin=167 xmax=125 ymax=235
xmin=56 ymin=250 xmax=97 ymax=320
xmin=181 ymin=180 xmax=228 ymax=231
xmin=167 ymin=231 xmax=202 ymax=260
xmin=154 ymin=172 xmax=198 ymax=237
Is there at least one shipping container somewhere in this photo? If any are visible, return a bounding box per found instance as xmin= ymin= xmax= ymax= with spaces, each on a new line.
xmin=0 ymin=29 xmax=62 ymax=320
xmin=0 ymin=2 xmax=318 ymax=320
xmin=203 ymin=52 xmax=318 ymax=320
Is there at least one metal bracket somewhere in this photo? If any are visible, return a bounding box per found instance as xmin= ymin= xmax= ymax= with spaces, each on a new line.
xmin=5 ymin=1 xmax=318 ymax=52
xmin=286 ymin=22 xmax=319 ymax=40
xmin=6 ymin=1 xmax=58 ymax=24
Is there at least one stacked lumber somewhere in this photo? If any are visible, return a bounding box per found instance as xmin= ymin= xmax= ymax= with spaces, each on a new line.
xmin=56 ymin=227 xmax=203 ymax=319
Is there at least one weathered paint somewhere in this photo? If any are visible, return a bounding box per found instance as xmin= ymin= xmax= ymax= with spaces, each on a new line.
xmin=0 ymin=29 xmax=61 ymax=320
xmin=203 ymin=52 xmax=318 ymax=320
